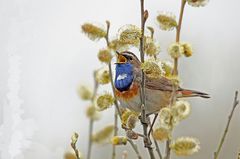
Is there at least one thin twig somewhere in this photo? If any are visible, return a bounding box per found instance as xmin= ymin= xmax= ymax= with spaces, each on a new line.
xmin=214 ymin=91 xmax=239 ymax=159
xmin=112 ymin=108 xmax=118 ymax=159
xmin=165 ymin=1 xmax=187 ymax=159
xmin=152 ymin=134 xmax=163 ymax=159
xmin=104 ymin=20 xmax=142 ymax=159
xmin=174 ymin=0 xmax=186 ymax=75
xmin=154 ymin=139 xmax=163 ymax=159
xmin=87 ymin=119 xmax=94 ymax=159
xmin=164 ymin=140 xmax=171 ymax=159
xmin=87 ymin=71 xmax=99 ymax=159
xmin=105 ymin=20 xmax=119 ymax=159
xmin=139 ymin=0 xmax=155 ymax=158
xmin=105 ymin=20 xmax=122 ymax=117
xmin=148 ymin=114 xmax=158 ymax=137
xmin=128 ymin=139 xmax=143 ymax=159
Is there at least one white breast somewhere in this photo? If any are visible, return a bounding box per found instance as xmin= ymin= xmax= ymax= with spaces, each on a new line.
xmin=118 ymin=89 xmax=171 ymax=114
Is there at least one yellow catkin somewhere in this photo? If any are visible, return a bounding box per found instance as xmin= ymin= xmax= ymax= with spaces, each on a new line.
xmin=92 ymin=125 xmax=114 ymax=143
xmin=152 ymin=127 xmax=170 ymax=141
xmin=98 ymin=49 xmax=112 ymax=63
xmin=118 ymin=24 xmax=142 ymax=46
xmin=121 ymin=110 xmax=139 ymax=126
xmin=141 ymin=59 xmax=162 ymax=79
xmin=81 ymin=23 xmax=106 ymax=41
xmin=160 ymin=61 xmax=173 ymax=77
xmin=127 ymin=114 xmax=138 ymax=129
xmin=171 ymin=137 xmax=200 ymax=156
xmin=96 ymin=67 xmax=110 ymax=85
xmin=187 ymin=0 xmax=209 ymax=7
xmin=168 ymin=42 xmax=184 ymax=59
xmin=71 ymin=132 xmax=79 ymax=145
xmin=181 ymin=42 xmax=193 ymax=57
xmin=159 ymin=107 xmax=173 ymax=128
xmin=172 ymin=100 xmax=191 ymax=122
xmin=111 ymin=136 xmax=128 ymax=145
xmin=126 ymin=130 xmax=138 ymax=140
xmin=156 ymin=13 xmax=177 ymax=31
xmin=86 ymin=105 xmax=100 ymax=120
xmin=108 ymin=39 xmax=129 ymax=51
xmin=64 ymin=152 xmax=77 ymax=159
xmin=77 ymin=85 xmax=93 ymax=100
xmin=96 ymin=93 xmax=114 ymax=111
xmin=144 ymin=37 xmax=160 ymax=57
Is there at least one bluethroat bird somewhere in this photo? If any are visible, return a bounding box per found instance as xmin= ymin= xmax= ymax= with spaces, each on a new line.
xmin=114 ymin=51 xmax=209 ymax=115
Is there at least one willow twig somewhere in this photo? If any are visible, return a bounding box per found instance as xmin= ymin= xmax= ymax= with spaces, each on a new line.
xmin=105 ymin=20 xmax=119 ymax=159
xmin=165 ymin=1 xmax=187 ymax=159
xmin=128 ymin=139 xmax=142 ymax=159
xmin=214 ymin=91 xmax=239 ymax=159
xmin=112 ymin=108 xmax=118 ymax=159
xmin=153 ymin=136 xmax=163 ymax=159
xmin=104 ymin=20 xmax=142 ymax=159
xmin=105 ymin=20 xmax=122 ymax=117
xmin=87 ymin=119 xmax=94 ymax=159
xmin=139 ymin=0 xmax=155 ymax=159
xmin=174 ymin=0 xmax=186 ymax=74
xmin=164 ymin=140 xmax=171 ymax=159
xmin=87 ymin=71 xmax=99 ymax=159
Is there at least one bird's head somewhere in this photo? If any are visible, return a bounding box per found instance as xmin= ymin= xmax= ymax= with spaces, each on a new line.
xmin=115 ymin=51 xmax=141 ymax=68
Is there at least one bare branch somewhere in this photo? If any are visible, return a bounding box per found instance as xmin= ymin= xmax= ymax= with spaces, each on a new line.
xmin=139 ymin=0 xmax=155 ymax=158
xmin=214 ymin=91 xmax=239 ymax=159
xmin=104 ymin=21 xmax=142 ymax=159
xmin=87 ymin=71 xmax=99 ymax=159
xmin=165 ymin=1 xmax=186 ymax=159
xmin=128 ymin=139 xmax=143 ymax=159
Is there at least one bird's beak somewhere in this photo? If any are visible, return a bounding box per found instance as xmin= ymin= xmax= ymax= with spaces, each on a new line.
xmin=115 ymin=51 xmax=127 ymax=64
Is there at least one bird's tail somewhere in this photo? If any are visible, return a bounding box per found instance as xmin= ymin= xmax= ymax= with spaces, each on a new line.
xmin=178 ymin=88 xmax=210 ymax=98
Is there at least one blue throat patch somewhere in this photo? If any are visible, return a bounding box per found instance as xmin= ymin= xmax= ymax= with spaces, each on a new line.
xmin=115 ymin=63 xmax=134 ymax=92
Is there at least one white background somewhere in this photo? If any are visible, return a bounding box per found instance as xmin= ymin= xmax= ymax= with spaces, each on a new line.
xmin=0 ymin=0 xmax=240 ymax=158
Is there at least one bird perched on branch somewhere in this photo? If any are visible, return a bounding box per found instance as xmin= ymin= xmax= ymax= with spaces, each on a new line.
xmin=114 ymin=51 xmax=209 ymax=115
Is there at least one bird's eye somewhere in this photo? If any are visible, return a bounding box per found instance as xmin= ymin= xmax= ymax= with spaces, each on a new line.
xmin=129 ymin=56 xmax=133 ymax=60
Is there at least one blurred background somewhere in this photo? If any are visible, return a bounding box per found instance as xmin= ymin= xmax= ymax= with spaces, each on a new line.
xmin=0 ymin=0 xmax=240 ymax=158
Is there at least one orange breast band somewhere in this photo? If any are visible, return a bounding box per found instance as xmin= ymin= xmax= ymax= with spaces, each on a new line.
xmin=115 ymin=83 xmax=139 ymax=100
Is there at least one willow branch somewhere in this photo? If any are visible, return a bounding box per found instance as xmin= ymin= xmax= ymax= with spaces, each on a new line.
xmin=165 ymin=1 xmax=187 ymax=159
xmin=87 ymin=71 xmax=99 ymax=159
xmin=105 ymin=20 xmax=122 ymax=117
xmin=104 ymin=20 xmax=119 ymax=159
xmin=214 ymin=91 xmax=239 ymax=159
xmin=87 ymin=119 xmax=94 ymax=159
xmin=128 ymin=139 xmax=142 ymax=159
xmin=139 ymin=0 xmax=155 ymax=158
xmin=104 ymin=20 xmax=142 ymax=159
xmin=173 ymin=0 xmax=186 ymax=75
xmin=112 ymin=108 xmax=118 ymax=159
xmin=153 ymin=137 xmax=163 ymax=159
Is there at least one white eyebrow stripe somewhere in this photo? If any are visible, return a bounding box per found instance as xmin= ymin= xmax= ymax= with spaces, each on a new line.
xmin=117 ymin=74 xmax=128 ymax=81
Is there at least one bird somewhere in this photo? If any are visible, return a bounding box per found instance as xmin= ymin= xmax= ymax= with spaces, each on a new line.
xmin=114 ymin=51 xmax=209 ymax=115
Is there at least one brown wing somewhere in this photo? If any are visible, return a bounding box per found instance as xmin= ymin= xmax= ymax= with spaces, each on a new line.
xmin=145 ymin=76 xmax=210 ymax=98
xmin=145 ymin=76 xmax=176 ymax=91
